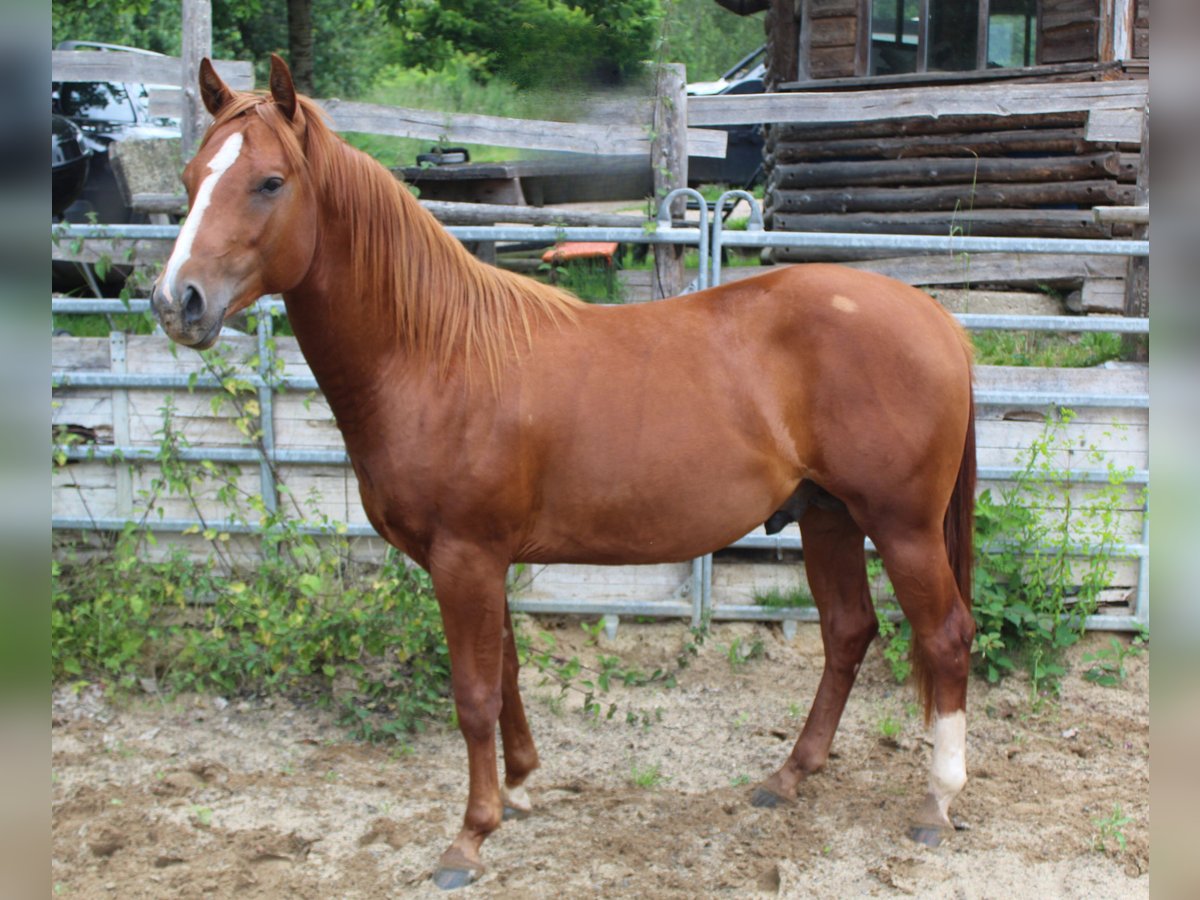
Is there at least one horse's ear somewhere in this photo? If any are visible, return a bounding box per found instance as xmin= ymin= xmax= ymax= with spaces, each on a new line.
xmin=198 ymin=58 xmax=234 ymax=117
xmin=268 ymin=54 xmax=298 ymax=121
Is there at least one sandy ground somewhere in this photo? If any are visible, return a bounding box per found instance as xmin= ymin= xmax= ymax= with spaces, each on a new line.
xmin=51 ymin=622 xmax=1148 ymax=898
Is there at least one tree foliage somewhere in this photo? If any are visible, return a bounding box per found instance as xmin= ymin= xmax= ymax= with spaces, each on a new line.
xmin=387 ymin=0 xmax=662 ymax=89
xmin=52 ymin=0 xmax=396 ymax=98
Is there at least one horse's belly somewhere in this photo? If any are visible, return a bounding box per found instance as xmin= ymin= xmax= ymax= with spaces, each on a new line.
xmin=522 ymin=447 xmax=796 ymax=565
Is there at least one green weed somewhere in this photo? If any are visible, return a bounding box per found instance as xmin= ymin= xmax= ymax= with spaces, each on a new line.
xmin=629 ymin=761 xmax=667 ymax=788
xmin=972 ymin=411 xmax=1140 ymax=698
xmin=1092 ymin=803 xmax=1133 ymax=853
xmin=1082 ymin=631 xmax=1147 ymax=687
xmin=754 ymin=587 xmax=814 ymax=609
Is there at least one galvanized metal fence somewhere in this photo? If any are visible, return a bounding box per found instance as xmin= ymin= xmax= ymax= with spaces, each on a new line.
xmin=51 ymin=195 xmax=1149 ymax=633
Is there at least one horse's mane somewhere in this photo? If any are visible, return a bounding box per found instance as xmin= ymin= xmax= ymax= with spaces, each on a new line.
xmin=204 ymin=91 xmax=585 ymax=385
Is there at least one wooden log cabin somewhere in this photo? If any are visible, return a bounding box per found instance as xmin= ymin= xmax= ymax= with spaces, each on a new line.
xmin=714 ymin=0 xmax=1149 ymax=299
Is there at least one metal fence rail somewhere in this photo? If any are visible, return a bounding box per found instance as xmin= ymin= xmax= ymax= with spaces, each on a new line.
xmin=52 ymin=201 xmax=1150 ymax=632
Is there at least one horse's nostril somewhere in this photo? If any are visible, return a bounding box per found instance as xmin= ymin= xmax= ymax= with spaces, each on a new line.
xmin=182 ymin=285 xmax=205 ymax=325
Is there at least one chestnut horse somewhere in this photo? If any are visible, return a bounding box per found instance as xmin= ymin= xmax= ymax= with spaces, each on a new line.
xmin=152 ymin=56 xmax=977 ymax=888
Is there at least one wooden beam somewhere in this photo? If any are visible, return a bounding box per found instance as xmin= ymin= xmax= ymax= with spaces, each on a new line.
xmin=770 ymin=180 xmax=1128 ymax=214
xmin=771 ymin=208 xmax=1111 ymax=238
xmin=1086 ymin=107 xmax=1144 ymax=143
xmin=1092 ymin=204 xmax=1149 ymax=224
xmin=181 ymin=0 xmax=212 ymax=160
xmin=318 ymin=99 xmax=728 ymax=159
xmin=1122 ymin=100 xmax=1149 ymax=360
xmin=50 ymin=50 xmax=252 ymax=90
xmin=764 ymin=251 xmax=1126 ymax=284
xmin=688 ymin=79 xmax=1148 ymax=126
xmin=768 ymin=152 xmax=1123 ymax=188
xmin=652 ymin=63 xmax=688 ymax=300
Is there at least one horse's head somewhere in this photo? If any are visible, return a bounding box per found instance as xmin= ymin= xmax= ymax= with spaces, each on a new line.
xmin=152 ymin=55 xmax=318 ymax=349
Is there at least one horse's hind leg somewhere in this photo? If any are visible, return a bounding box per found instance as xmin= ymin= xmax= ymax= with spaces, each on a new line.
xmin=499 ymin=604 xmax=539 ymax=819
xmin=870 ymin=522 xmax=975 ymax=846
xmin=754 ymin=505 xmax=877 ymax=806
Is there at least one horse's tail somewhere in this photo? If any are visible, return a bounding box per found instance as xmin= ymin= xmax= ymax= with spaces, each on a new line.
xmin=912 ymin=387 xmax=977 ymax=723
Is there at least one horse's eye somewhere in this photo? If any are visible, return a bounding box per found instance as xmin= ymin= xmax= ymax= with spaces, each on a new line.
xmin=259 ymin=177 xmax=285 ymax=195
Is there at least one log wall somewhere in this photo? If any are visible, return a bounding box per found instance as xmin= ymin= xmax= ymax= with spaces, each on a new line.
xmin=761 ymin=71 xmax=1148 ymax=291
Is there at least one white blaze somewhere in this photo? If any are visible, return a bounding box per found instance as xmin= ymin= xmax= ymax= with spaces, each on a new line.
xmin=928 ymin=710 xmax=967 ymax=821
xmin=160 ymin=132 xmax=245 ymax=302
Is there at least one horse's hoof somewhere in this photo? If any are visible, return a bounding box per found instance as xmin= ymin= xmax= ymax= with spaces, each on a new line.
xmin=750 ymin=786 xmax=787 ymax=808
xmin=432 ymin=867 xmax=480 ymax=890
xmin=503 ymin=804 xmax=530 ymax=821
xmin=907 ymin=824 xmax=946 ymax=848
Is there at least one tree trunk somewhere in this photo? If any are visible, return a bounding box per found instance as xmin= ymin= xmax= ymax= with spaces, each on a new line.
xmin=287 ymin=0 xmax=315 ymax=96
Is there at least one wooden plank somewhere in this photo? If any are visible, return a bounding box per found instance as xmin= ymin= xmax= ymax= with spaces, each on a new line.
xmin=1122 ymin=101 xmax=1149 ymax=360
xmin=809 ymin=0 xmax=858 ymax=16
xmin=53 ymin=464 xmax=118 ymax=520
xmin=420 ymin=201 xmax=645 ymax=228
xmin=1085 ymin=107 xmax=1144 ymax=143
xmin=768 ymin=180 xmax=1125 ymax=214
xmin=1079 ymin=278 xmax=1127 ymax=312
xmin=52 ymin=235 xmax=172 ymax=266
xmin=689 ymin=79 xmax=1148 ymax=126
xmin=1093 ymin=204 xmax=1148 ymax=224
xmin=771 ymin=208 xmax=1111 ymax=239
xmin=807 ymin=46 xmax=857 ymax=78
xmin=51 ymin=336 xmax=110 ymax=372
xmin=768 ymin=153 xmax=1123 ymax=188
xmin=809 ymin=16 xmax=857 ymax=47
xmin=975 ymin=362 xmax=1148 ymax=394
xmin=763 ymin=251 xmax=1127 ymax=283
xmin=1040 ymin=23 xmax=1100 ymax=64
xmin=318 ymin=98 xmax=728 ymax=160
xmin=51 ymin=50 xmax=252 ymax=90
xmin=779 ymin=61 xmax=1122 ymax=93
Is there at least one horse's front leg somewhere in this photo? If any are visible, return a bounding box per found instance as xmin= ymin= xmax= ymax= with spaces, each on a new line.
xmin=428 ymin=545 xmax=509 ymax=889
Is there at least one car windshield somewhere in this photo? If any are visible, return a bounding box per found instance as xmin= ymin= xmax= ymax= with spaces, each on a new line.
xmin=55 ymin=82 xmax=139 ymax=125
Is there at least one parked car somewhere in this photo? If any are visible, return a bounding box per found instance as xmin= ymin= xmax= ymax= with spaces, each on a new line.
xmin=53 ymin=41 xmax=182 ymax=291
xmin=686 ymin=46 xmax=766 ymax=189
xmin=52 ymin=114 xmax=91 ymax=218
xmin=53 ymin=41 xmax=181 ymax=224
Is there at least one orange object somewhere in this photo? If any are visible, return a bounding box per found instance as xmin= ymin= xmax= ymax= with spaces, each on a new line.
xmin=540 ymin=241 xmax=618 ymax=265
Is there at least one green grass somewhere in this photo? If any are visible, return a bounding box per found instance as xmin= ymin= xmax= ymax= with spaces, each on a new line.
xmin=342 ymin=55 xmax=592 ymax=169
xmin=971 ymin=330 xmax=1124 ymax=368
xmin=753 ymin=587 xmax=814 ymax=609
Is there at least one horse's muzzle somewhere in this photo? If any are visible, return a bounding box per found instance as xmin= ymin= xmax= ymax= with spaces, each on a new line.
xmin=151 ymin=279 xmax=224 ymax=349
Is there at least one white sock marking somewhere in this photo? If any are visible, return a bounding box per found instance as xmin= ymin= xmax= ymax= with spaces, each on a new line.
xmin=501 ymin=784 xmax=532 ymax=813
xmin=161 ymin=132 xmax=244 ymax=302
xmin=929 ymin=710 xmax=967 ymax=821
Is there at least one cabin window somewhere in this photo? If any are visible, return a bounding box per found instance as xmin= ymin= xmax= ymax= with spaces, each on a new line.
xmin=870 ymin=0 xmax=1038 ymax=75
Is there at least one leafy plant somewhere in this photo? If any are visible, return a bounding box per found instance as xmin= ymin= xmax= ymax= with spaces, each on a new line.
xmin=1092 ymin=803 xmax=1133 ymax=853
xmin=1082 ymin=631 xmax=1147 ymax=687
xmin=972 ymin=410 xmax=1141 ymax=697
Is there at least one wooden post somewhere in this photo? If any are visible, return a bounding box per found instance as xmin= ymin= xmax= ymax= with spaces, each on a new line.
xmin=652 ymin=63 xmax=687 ymax=300
xmin=181 ymin=0 xmax=213 ymax=160
xmin=1122 ymin=99 xmax=1149 ymax=361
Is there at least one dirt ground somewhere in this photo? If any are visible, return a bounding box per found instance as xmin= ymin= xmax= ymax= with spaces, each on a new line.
xmin=51 ymin=621 xmax=1149 ymax=898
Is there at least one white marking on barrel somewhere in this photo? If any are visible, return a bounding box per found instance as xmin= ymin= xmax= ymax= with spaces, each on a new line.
xmin=160 ymin=132 xmax=244 ymax=302
xmin=928 ymin=710 xmax=967 ymax=821
xmin=831 ymin=294 xmax=859 ymax=314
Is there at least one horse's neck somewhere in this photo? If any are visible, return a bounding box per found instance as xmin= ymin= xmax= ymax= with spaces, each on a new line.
xmin=281 ymin=238 xmax=404 ymax=433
